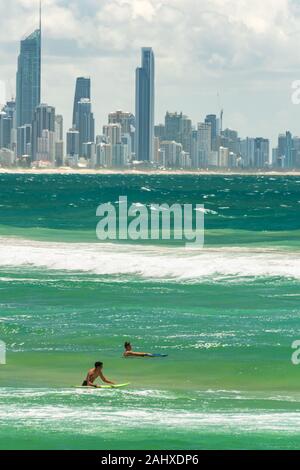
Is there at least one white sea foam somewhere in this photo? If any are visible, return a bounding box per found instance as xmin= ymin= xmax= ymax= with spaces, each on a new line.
xmin=0 ymin=237 xmax=299 ymax=281
xmin=0 ymin=403 xmax=300 ymax=434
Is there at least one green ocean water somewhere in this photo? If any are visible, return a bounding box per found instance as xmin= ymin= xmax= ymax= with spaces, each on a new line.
xmin=0 ymin=174 xmax=300 ymax=450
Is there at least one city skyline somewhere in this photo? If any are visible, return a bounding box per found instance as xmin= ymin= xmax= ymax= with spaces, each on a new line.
xmin=1 ymin=0 xmax=300 ymax=169
xmin=2 ymin=0 xmax=300 ymax=147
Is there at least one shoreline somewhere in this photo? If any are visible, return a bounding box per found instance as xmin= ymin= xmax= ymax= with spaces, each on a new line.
xmin=0 ymin=167 xmax=300 ymax=176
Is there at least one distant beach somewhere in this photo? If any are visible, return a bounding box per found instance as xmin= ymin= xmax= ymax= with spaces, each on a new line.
xmin=0 ymin=167 xmax=300 ymax=176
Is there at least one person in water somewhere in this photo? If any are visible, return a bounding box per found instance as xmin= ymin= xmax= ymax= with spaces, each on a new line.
xmin=82 ymin=362 xmax=115 ymax=387
xmin=123 ymin=342 xmax=152 ymax=357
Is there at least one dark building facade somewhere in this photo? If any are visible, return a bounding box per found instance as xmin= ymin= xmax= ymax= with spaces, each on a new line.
xmin=16 ymin=29 xmax=41 ymax=127
xmin=135 ymin=48 xmax=155 ymax=161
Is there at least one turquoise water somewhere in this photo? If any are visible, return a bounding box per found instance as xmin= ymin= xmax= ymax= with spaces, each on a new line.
xmin=0 ymin=174 xmax=300 ymax=449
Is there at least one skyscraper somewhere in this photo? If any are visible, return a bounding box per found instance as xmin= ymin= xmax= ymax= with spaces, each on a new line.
xmin=0 ymin=110 xmax=13 ymax=150
xmin=293 ymin=136 xmax=300 ymax=168
xmin=108 ymin=111 xmax=135 ymax=135
xmin=3 ymin=100 xmax=16 ymax=124
xmin=31 ymin=103 xmax=55 ymax=161
xmin=154 ymin=124 xmax=166 ymax=141
xmin=254 ymin=138 xmax=270 ymax=168
xmin=194 ymin=122 xmax=212 ymax=168
xmin=222 ymin=128 xmax=239 ymax=154
xmin=165 ymin=112 xmax=182 ymax=142
xmin=164 ymin=112 xmax=192 ymax=155
xmin=205 ymin=115 xmax=217 ymax=150
xmin=66 ymin=128 xmax=80 ymax=164
xmin=16 ymin=5 xmax=41 ymax=128
xmin=72 ymin=78 xmax=91 ymax=128
xmin=240 ymin=137 xmax=255 ymax=168
xmin=76 ymin=99 xmax=95 ymax=157
xmin=103 ymin=124 xmax=122 ymax=145
xmin=160 ymin=141 xmax=183 ymax=168
xmin=108 ymin=111 xmax=135 ymax=159
xmin=17 ymin=124 xmax=32 ymax=157
xmin=218 ymin=147 xmax=229 ymax=168
xmin=55 ymin=115 xmax=64 ymax=141
xmin=55 ymin=115 xmax=64 ymax=166
xmin=135 ymin=47 xmax=155 ymax=162
xmin=277 ymin=131 xmax=294 ymax=169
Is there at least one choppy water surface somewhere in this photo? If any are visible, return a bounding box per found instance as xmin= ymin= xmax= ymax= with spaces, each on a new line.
xmin=0 ymin=175 xmax=299 ymax=449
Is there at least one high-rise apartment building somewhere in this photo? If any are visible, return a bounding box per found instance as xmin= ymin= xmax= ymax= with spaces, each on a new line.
xmin=164 ymin=112 xmax=192 ymax=155
xmin=194 ymin=122 xmax=212 ymax=168
xmin=205 ymin=114 xmax=218 ymax=150
xmin=66 ymin=128 xmax=79 ymax=164
xmin=108 ymin=111 xmax=134 ymax=135
xmin=72 ymin=77 xmax=91 ymax=128
xmin=103 ymin=123 xmax=122 ymax=145
xmin=31 ymin=103 xmax=55 ymax=162
xmin=254 ymin=138 xmax=270 ymax=168
xmin=16 ymin=28 xmax=41 ymax=127
xmin=76 ymin=99 xmax=95 ymax=157
xmin=135 ymin=47 xmax=155 ymax=161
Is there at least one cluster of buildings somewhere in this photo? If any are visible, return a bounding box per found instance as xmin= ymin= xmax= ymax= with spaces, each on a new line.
xmin=154 ymin=114 xmax=270 ymax=170
xmin=0 ymin=9 xmax=299 ymax=171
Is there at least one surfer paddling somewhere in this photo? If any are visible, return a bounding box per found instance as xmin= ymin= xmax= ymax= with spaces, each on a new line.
xmin=82 ymin=362 xmax=115 ymax=387
xmin=123 ymin=342 xmax=152 ymax=358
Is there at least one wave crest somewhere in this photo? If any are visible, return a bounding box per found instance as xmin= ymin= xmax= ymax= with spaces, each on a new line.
xmin=0 ymin=238 xmax=299 ymax=281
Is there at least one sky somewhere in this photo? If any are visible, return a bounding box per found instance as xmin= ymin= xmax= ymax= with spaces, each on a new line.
xmin=1 ymin=0 xmax=300 ymax=146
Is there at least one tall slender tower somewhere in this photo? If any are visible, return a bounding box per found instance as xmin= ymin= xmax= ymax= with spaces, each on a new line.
xmin=135 ymin=47 xmax=155 ymax=162
xmin=76 ymin=99 xmax=95 ymax=157
xmin=72 ymin=77 xmax=91 ymax=128
xmin=16 ymin=0 xmax=42 ymax=127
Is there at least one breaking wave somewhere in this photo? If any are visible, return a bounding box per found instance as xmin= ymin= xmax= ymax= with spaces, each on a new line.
xmin=0 ymin=237 xmax=300 ymax=281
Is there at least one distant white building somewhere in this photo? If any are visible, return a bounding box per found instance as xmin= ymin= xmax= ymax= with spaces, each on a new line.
xmin=103 ymin=123 xmax=122 ymax=145
xmin=112 ymin=143 xmax=129 ymax=167
xmin=96 ymin=143 xmax=112 ymax=167
xmin=240 ymin=137 xmax=255 ymax=168
xmin=0 ymin=148 xmax=15 ymax=167
xmin=208 ymin=151 xmax=219 ymax=167
xmin=36 ymin=129 xmax=56 ymax=164
xmin=195 ymin=122 xmax=211 ymax=168
xmin=179 ymin=151 xmax=192 ymax=169
xmin=160 ymin=140 xmax=183 ymax=168
xmin=218 ymin=147 xmax=229 ymax=168
xmin=108 ymin=110 xmax=134 ymax=135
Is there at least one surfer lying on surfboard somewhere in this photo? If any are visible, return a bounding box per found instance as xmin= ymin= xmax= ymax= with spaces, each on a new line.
xmin=82 ymin=362 xmax=115 ymax=388
xmin=123 ymin=342 xmax=154 ymax=357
